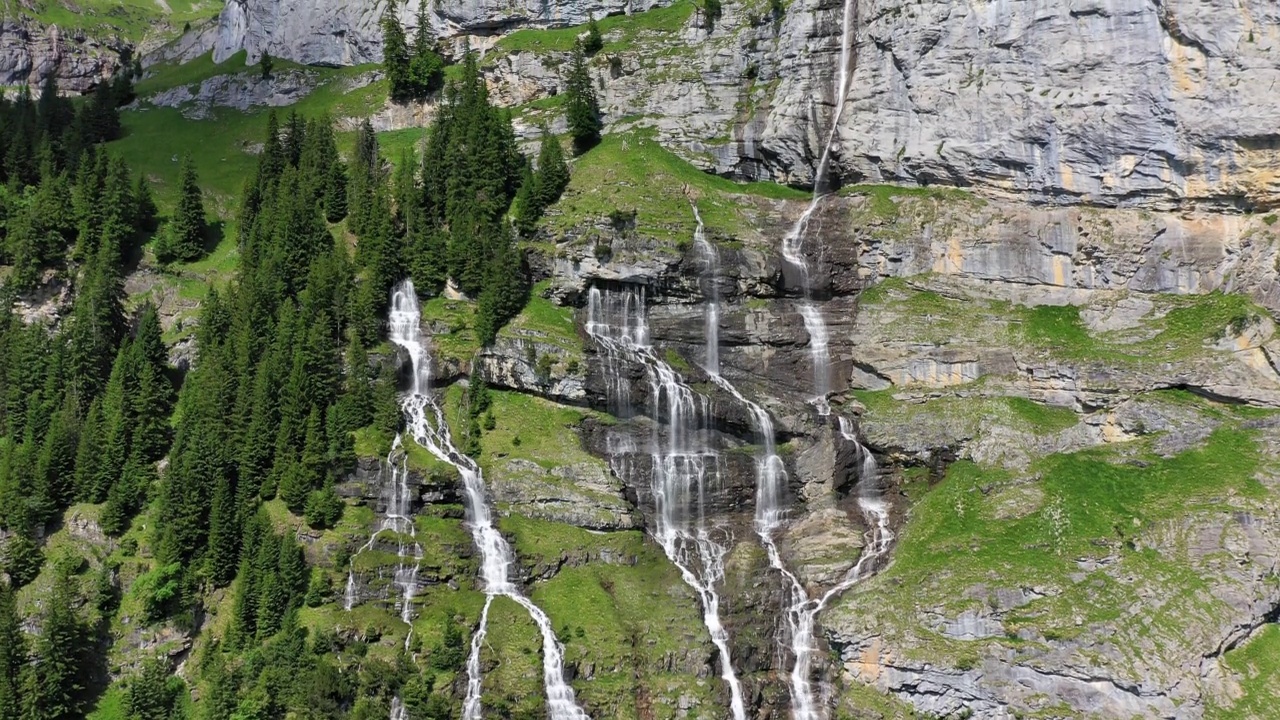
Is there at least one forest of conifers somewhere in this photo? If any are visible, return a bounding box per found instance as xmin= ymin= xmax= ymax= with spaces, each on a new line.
xmin=0 ymin=46 xmax=583 ymax=720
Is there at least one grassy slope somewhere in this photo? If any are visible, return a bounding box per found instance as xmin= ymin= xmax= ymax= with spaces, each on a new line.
xmin=549 ymin=130 xmax=806 ymax=244
xmin=13 ymin=0 xmax=218 ymax=42
xmin=830 ymin=394 xmax=1274 ymax=682
xmin=1209 ymin=624 xmax=1280 ymax=720
xmin=858 ymin=276 xmax=1268 ymax=370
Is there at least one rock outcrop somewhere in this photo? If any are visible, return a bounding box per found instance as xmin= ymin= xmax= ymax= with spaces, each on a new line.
xmin=198 ymin=0 xmax=1280 ymax=210
xmin=0 ymin=19 xmax=122 ymax=93
xmin=209 ymin=0 xmax=675 ymax=66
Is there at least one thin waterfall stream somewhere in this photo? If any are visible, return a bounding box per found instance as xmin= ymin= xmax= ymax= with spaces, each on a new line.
xmin=585 ymin=282 xmax=749 ymax=720
xmin=781 ymin=0 xmax=860 ymax=418
xmin=387 ymin=281 xmax=590 ymax=720
xmin=692 ymin=202 xmax=891 ymax=719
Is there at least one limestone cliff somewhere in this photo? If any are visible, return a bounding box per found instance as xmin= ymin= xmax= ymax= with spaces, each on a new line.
xmin=198 ymin=0 xmax=1280 ymax=209
xmin=0 ymin=18 xmax=122 ymax=92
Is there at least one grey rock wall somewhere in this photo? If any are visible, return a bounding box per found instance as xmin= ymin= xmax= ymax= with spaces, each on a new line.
xmin=834 ymin=0 xmax=1280 ymax=208
xmin=210 ymin=0 xmax=674 ymax=66
xmin=0 ymin=19 xmax=121 ymax=93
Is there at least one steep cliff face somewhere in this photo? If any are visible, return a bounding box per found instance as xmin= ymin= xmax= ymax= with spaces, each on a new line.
xmin=209 ymin=0 xmax=674 ymax=66
xmin=200 ymin=0 xmax=1280 ymax=209
xmin=0 ymin=19 xmax=121 ymax=92
xmin=834 ymin=0 xmax=1280 ymax=208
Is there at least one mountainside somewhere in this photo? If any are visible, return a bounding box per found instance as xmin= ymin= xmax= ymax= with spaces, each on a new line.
xmin=201 ymin=0 xmax=1280 ymax=204
xmin=0 ymin=1 xmax=1277 ymax=720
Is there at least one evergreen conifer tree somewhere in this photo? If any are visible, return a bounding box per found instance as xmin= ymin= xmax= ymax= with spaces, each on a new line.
xmin=409 ymin=2 xmax=444 ymax=97
xmin=207 ymin=477 xmax=240 ymax=587
xmin=129 ymin=304 xmax=174 ymax=462
xmin=534 ymin=130 xmax=570 ymax=208
xmin=382 ymin=3 xmax=413 ymax=102
xmin=583 ymin=16 xmax=604 ymax=55
xmin=564 ymin=42 xmax=603 ymax=152
xmin=72 ymin=399 xmax=103 ymax=502
xmin=155 ymin=155 xmax=207 ymax=263
xmin=67 ymin=238 xmax=126 ymax=402
xmin=132 ymin=173 xmax=157 ymax=232
xmin=25 ymin=568 xmax=88 ymax=720
xmin=513 ymin=160 xmax=539 ymax=237
xmin=0 ymin=583 xmax=25 ymax=719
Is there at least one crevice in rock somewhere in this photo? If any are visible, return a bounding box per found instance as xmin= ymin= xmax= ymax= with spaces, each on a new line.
xmin=1148 ymin=0 xmax=1213 ymax=59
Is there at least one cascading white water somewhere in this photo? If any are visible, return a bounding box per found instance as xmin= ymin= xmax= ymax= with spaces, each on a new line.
xmin=707 ymin=319 xmax=891 ymax=720
xmin=693 ymin=205 xmax=720 ymax=378
xmin=781 ymin=0 xmax=861 ymax=417
xmin=388 ymin=281 xmax=590 ymax=720
xmin=585 ymin=284 xmax=748 ymax=720
xmin=343 ymin=427 xmax=424 ymax=637
xmin=691 ymin=193 xmax=889 ymax=719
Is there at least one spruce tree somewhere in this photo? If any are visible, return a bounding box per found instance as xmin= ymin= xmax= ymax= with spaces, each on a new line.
xmin=583 ymin=16 xmax=604 ymax=55
xmin=155 ymin=155 xmax=207 ymax=263
xmin=0 ymin=583 xmax=25 ymax=719
xmin=93 ymin=346 xmax=133 ymax=504
xmin=206 ymin=476 xmax=240 ymax=587
xmin=564 ymin=42 xmax=603 ymax=152
xmin=33 ymin=394 xmax=79 ymax=523
xmin=382 ymin=2 xmax=413 ymax=102
xmin=534 ymin=130 xmax=570 ymax=209
xmin=1 ymin=525 xmax=43 ymax=588
xmin=26 ymin=568 xmax=88 ymax=720
xmin=72 ymin=399 xmax=103 ymax=502
xmin=129 ymin=304 xmax=174 ymax=462
xmin=373 ymin=362 xmax=402 ymax=438
xmin=513 ymin=160 xmax=539 ymax=237
xmin=67 ymin=237 xmax=126 ymax=402
xmin=124 ymin=657 xmax=183 ymax=720
xmin=132 ymin=173 xmax=157 ymax=233
xmin=409 ymin=2 xmax=444 ymax=97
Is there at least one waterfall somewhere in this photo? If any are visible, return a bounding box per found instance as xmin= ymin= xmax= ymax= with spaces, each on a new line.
xmin=691 ymin=195 xmax=889 ymax=719
xmin=782 ymin=0 xmax=860 ymax=417
xmin=388 ymin=281 xmax=590 ymax=720
xmin=693 ymin=204 xmax=720 ymax=377
xmin=585 ymin=284 xmax=748 ymax=720
xmin=344 ymin=422 xmax=424 ymax=639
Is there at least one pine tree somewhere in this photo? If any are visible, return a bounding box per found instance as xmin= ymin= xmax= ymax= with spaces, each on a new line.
xmin=382 ymin=2 xmax=413 ymax=102
xmin=155 ymin=155 xmax=207 ymax=263
xmin=476 ymin=241 xmax=527 ymax=345
xmin=26 ymin=568 xmax=88 ymax=720
xmin=513 ymin=160 xmax=539 ymax=237
xmin=1 ymin=526 xmax=43 ymax=588
xmin=277 ymin=454 xmax=309 ymax=515
xmin=206 ymin=476 xmax=240 ymax=587
xmin=66 ymin=237 xmax=126 ymax=403
xmin=72 ymin=400 xmax=103 ymax=502
xmin=534 ymin=130 xmax=570 ymax=209
xmin=409 ymin=2 xmax=444 ymax=97
xmin=124 ymin=657 xmax=183 ymax=720
xmin=260 ymin=51 xmax=274 ymax=80
xmin=337 ymin=337 xmax=374 ymax=432
xmin=101 ymin=454 xmax=153 ymax=536
xmin=132 ymin=173 xmax=157 ymax=233
xmin=582 ymin=16 xmax=604 ymax=55
xmin=564 ymin=42 xmax=602 ymax=152
xmin=373 ymin=362 xmax=402 ymax=438
xmin=33 ymin=394 xmax=79 ymax=523
xmin=93 ymin=346 xmax=134 ymax=504
xmin=129 ymin=304 xmax=174 ymax=462
xmin=0 ymin=583 xmax=26 ymax=719
xmin=300 ymin=406 xmax=328 ymax=489
xmin=304 ymin=483 xmax=344 ymax=530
